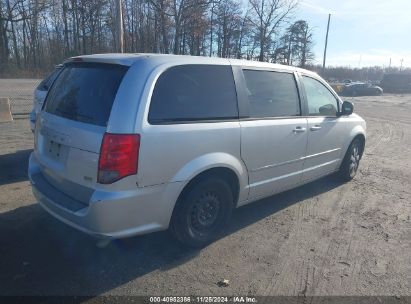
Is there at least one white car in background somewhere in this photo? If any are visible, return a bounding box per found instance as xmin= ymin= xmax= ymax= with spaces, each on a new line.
xmin=29 ymin=65 xmax=62 ymax=132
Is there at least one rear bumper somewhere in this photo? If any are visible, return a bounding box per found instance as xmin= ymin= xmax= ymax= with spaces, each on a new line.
xmin=28 ymin=152 xmax=183 ymax=239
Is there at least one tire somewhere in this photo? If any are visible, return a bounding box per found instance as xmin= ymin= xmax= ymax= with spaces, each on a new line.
xmin=339 ymin=138 xmax=362 ymax=181
xmin=170 ymin=177 xmax=234 ymax=248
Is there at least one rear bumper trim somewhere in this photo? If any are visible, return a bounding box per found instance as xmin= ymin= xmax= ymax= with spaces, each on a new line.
xmin=31 ymin=171 xmax=87 ymax=212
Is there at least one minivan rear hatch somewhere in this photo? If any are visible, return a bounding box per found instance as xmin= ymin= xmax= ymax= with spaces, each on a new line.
xmin=34 ymin=62 xmax=128 ymax=206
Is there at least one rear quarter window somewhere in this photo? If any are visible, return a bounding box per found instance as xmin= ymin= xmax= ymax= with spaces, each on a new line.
xmin=44 ymin=63 xmax=128 ymax=127
xmin=148 ymin=65 xmax=238 ymax=123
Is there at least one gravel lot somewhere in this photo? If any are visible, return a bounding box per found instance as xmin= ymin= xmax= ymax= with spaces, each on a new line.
xmin=0 ymin=79 xmax=40 ymax=115
xmin=0 ymin=79 xmax=410 ymax=297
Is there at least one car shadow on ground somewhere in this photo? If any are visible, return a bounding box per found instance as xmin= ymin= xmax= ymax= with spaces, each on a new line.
xmin=0 ymin=149 xmax=32 ymax=186
xmin=0 ymin=169 xmax=345 ymax=296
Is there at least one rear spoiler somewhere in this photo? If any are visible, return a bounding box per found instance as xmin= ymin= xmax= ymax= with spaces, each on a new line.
xmin=65 ymin=54 xmax=137 ymax=66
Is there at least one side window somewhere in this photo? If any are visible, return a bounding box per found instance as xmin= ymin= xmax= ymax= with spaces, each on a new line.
xmin=302 ymin=76 xmax=339 ymax=116
xmin=243 ymin=70 xmax=301 ymax=118
xmin=148 ymin=65 xmax=238 ymax=123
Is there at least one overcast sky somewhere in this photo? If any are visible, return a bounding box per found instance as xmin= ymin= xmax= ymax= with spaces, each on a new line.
xmin=296 ymin=0 xmax=411 ymax=68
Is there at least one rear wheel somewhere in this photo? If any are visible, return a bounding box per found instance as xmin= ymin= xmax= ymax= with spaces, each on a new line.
xmin=339 ymin=138 xmax=362 ymax=181
xmin=171 ymin=177 xmax=233 ymax=248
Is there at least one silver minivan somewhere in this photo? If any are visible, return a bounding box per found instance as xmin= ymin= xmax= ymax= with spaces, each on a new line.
xmin=29 ymin=54 xmax=366 ymax=247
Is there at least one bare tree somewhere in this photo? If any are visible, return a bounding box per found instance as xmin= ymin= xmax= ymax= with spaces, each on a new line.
xmin=0 ymin=0 xmax=319 ymax=76
xmin=168 ymin=0 xmax=210 ymax=54
xmin=214 ymin=0 xmax=242 ymax=58
xmin=0 ymin=0 xmax=10 ymax=70
xmin=148 ymin=0 xmax=171 ymax=53
xmin=247 ymin=0 xmax=297 ymax=61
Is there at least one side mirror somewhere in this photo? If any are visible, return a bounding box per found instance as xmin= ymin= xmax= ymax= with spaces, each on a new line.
xmin=339 ymin=101 xmax=354 ymax=116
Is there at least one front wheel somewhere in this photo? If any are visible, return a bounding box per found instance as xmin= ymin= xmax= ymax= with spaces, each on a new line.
xmin=170 ymin=177 xmax=234 ymax=248
xmin=339 ymin=138 xmax=362 ymax=181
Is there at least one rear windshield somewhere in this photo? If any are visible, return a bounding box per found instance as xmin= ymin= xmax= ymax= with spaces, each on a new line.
xmin=37 ymin=68 xmax=62 ymax=91
xmin=44 ymin=63 xmax=128 ymax=127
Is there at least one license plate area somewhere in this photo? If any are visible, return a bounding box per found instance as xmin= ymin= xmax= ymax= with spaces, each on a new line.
xmin=48 ymin=140 xmax=61 ymax=157
xmin=45 ymin=139 xmax=68 ymax=162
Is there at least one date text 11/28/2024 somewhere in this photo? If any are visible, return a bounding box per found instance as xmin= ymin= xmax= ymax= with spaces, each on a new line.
xmin=149 ymin=296 xmax=257 ymax=303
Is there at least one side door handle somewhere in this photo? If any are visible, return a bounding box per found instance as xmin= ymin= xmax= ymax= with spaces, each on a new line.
xmin=293 ymin=126 xmax=307 ymax=133
xmin=310 ymin=125 xmax=322 ymax=131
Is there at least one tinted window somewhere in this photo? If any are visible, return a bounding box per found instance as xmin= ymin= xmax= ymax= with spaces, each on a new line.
xmin=37 ymin=68 xmax=62 ymax=91
xmin=302 ymin=76 xmax=338 ymax=116
xmin=149 ymin=65 xmax=238 ymax=123
xmin=45 ymin=63 xmax=128 ymax=127
xmin=243 ymin=70 xmax=300 ymax=118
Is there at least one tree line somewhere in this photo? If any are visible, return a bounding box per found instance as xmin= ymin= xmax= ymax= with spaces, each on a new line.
xmin=309 ymin=65 xmax=411 ymax=82
xmin=0 ymin=0 xmax=316 ymax=76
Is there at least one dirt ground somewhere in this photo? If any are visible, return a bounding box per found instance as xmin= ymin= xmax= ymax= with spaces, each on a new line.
xmin=0 ymin=80 xmax=410 ymax=297
xmin=0 ymin=79 xmax=40 ymax=115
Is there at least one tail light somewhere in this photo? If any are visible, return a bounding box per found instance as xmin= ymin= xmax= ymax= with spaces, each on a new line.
xmin=98 ymin=133 xmax=140 ymax=184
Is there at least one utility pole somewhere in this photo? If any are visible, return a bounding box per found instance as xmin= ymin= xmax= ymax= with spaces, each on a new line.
xmin=115 ymin=0 xmax=124 ymax=53
xmin=400 ymin=58 xmax=404 ymax=71
xmin=322 ymin=14 xmax=331 ymax=73
xmin=209 ymin=1 xmax=215 ymax=57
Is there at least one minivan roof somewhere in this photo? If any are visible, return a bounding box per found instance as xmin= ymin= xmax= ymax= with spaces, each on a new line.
xmin=66 ymin=53 xmax=315 ymax=76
